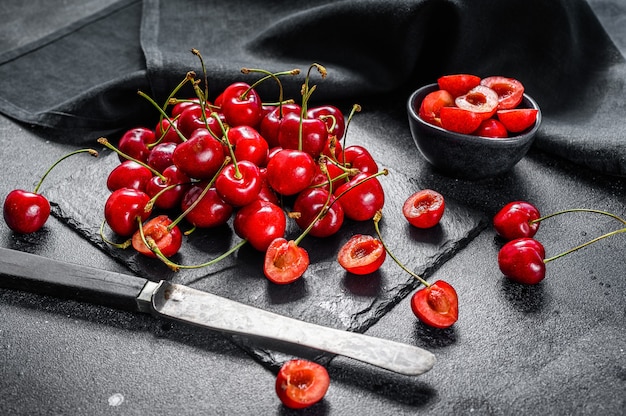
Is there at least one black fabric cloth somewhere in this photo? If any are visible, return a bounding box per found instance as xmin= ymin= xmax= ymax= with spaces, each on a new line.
xmin=0 ymin=0 xmax=624 ymax=176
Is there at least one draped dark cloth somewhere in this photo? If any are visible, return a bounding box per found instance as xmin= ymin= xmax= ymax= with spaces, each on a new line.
xmin=0 ymin=0 xmax=624 ymax=176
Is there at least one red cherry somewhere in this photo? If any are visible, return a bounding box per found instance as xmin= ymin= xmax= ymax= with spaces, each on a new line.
xmin=147 ymin=142 xmax=177 ymax=174
xmin=104 ymin=188 xmax=151 ymax=237
xmin=334 ymin=173 xmax=385 ymax=221
xmin=275 ymin=359 xmax=330 ymax=410
xmin=307 ymin=104 xmax=346 ymax=140
xmin=170 ymin=98 xmax=200 ymax=117
xmin=402 ymin=189 xmax=445 ymax=229
xmin=155 ymin=118 xmax=183 ymax=144
xmin=145 ymin=165 xmax=191 ymax=210
xmin=292 ymin=188 xmax=344 ymax=238
xmin=497 ymin=109 xmax=539 ymax=133
xmin=220 ymin=82 xmax=264 ymax=128
xmin=455 ymin=85 xmax=499 ymax=120
xmin=131 ymin=215 xmax=183 ymax=258
xmin=437 ymin=74 xmax=481 ymax=98
xmin=117 ymin=127 xmax=156 ymax=163
xmin=341 ymin=145 xmax=378 ymax=174
xmin=418 ymin=89 xmax=455 ymax=127
xmin=3 ymin=190 xmax=50 ymax=234
xmin=172 ymin=128 xmax=226 ymax=180
xmin=278 ymin=111 xmax=327 ymax=158
xmin=233 ymin=200 xmax=286 ymax=251
xmin=106 ymin=160 xmax=153 ymax=192
xmin=410 ymin=280 xmax=459 ymax=328
xmin=259 ymin=103 xmax=301 ymax=148
xmin=480 ymin=76 xmax=525 ymax=110
xmin=337 ymin=234 xmax=386 ymax=275
xmin=474 ymin=118 xmax=509 ymax=138
xmin=177 ymin=104 xmax=222 ymax=139
xmin=493 ymin=201 xmax=541 ymax=240
xmin=439 ymin=106 xmax=483 ymax=135
xmin=180 ymin=184 xmax=233 ymax=229
xmin=227 ymin=125 xmax=269 ymax=167
xmin=265 ymin=149 xmax=316 ymax=196
xmin=263 ymin=238 xmax=309 ymax=284
xmin=214 ymin=160 xmax=262 ymax=207
xmin=498 ymin=238 xmax=546 ymax=284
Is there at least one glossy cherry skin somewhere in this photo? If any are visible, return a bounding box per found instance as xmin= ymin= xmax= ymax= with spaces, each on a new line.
xmin=227 ymin=125 xmax=269 ymax=167
xmin=497 ymin=109 xmax=539 ymax=133
xmin=498 ymin=238 xmax=546 ymax=285
xmin=493 ymin=201 xmax=541 ymax=240
xmin=265 ymin=149 xmax=316 ymax=196
xmin=214 ymin=160 xmax=262 ymax=207
xmin=337 ymin=234 xmax=386 ymax=275
xmin=402 ymin=189 xmax=445 ymax=229
xmin=411 ymin=280 xmax=459 ymax=328
xmin=418 ymin=89 xmax=454 ymax=127
xmin=341 ymin=145 xmax=378 ymax=174
xmin=234 ymin=200 xmax=286 ymax=251
xmin=439 ymin=106 xmax=483 ymax=135
xmin=475 ymin=118 xmax=508 ymax=138
xmin=264 ymin=238 xmax=309 ymax=284
xmin=259 ymin=103 xmax=301 ymax=148
xmin=278 ymin=112 xmax=327 ymax=158
xmin=292 ymin=188 xmax=344 ymax=238
xmin=106 ymin=160 xmax=153 ymax=192
xmin=334 ymin=173 xmax=385 ymax=221
xmin=104 ymin=188 xmax=151 ymax=237
xmin=180 ymin=184 xmax=233 ymax=229
xmin=437 ymin=74 xmax=481 ymax=98
xmin=145 ymin=165 xmax=191 ymax=211
xmin=220 ymin=82 xmax=264 ymax=128
xmin=147 ymin=142 xmax=177 ymax=174
xmin=307 ymin=104 xmax=345 ymax=141
xmin=155 ymin=118 xmax=183 ymax=144
xmin=177 ymin=104 xmax=223 ymax=139
xmin=275 ymin=359 xmax=330 ymax=410
xmin=117 ymin=127 xmax=156 ymax=163
xmin=3 ymin=190 xmax=50 ymax=234
xmin=172 ymin=128 xmax=226 ymax=180
xmin=131 ymin=215 xmax=182 ymax=258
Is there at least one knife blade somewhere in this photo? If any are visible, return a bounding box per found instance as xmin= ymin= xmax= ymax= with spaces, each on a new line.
xmin=0 ymin=247 xmax=435 ymax=375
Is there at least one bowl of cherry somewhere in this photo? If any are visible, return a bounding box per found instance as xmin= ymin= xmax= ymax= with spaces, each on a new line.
xmin=407 ymin=74 xmax=541 ymax=180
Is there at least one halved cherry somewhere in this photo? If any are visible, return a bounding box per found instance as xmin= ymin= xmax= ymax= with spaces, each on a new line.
xmin=264 ymin=238 xmax=309 ymax=284
xmin=439 ymin=106 xmax=482 ymax=135
xmin=437 ymin=74 xmax=481 ymax=97
xmin=497 ymin=109 xmax=538 ymax=133
xmin=337 ymin=234 xmax=386 ymax=275
xmin=474 ymin=118 xmax=508 ymax=138
xmin=131 ymin=215 xmax=183 ymax=258
xmin=411 ymin=280 xmax=459 ymax=328
xmin=455 ymin=85 xmax=499 ymax=120
xmin=402 ymin=189 xmax=445 ymax=229
xmin=418 ymin=89 xmax=454 ymax=127
xmin=480 ymin=76 xmax=525 ymax=110
xmin=275 ymin=359 xmax=330 ymax=409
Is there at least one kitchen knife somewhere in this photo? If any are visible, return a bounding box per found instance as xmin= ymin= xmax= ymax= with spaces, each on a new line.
xmin=0 ymin=247 xmax=435 ymax=375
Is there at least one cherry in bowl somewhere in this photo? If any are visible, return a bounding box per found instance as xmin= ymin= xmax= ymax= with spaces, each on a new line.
xmin=407 ymin=83 xmax=541 ymax=180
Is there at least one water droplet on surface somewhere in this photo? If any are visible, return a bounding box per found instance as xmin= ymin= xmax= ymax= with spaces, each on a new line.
xmin=108 ymin=393 xmax=124 ymax=407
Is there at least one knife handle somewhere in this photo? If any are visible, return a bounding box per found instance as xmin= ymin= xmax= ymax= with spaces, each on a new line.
xmin=0 ymin=247 xmax=147 ymax=311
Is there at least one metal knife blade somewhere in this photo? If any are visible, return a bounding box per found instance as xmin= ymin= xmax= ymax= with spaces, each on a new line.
xmin=0 ymin=247 xmax=435 ymax=375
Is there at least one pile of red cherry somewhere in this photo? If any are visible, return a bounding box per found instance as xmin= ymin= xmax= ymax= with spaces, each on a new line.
xmin=418 ymin=74 xmax=538 ymax=136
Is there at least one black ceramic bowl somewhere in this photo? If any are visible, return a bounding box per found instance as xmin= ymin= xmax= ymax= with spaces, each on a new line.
xmin=407 ymin=83 xmax=541 ymax=180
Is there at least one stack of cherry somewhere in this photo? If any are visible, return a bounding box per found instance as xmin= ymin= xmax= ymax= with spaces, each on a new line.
xmin=418 ymin=74 xmax=538 ymax=137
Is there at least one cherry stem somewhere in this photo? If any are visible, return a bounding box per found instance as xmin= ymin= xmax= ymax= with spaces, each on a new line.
xmin=137 ymin=90 xmax=187 ymax=143
xmin=99 ymin=220 xmax=131 ymax=249
xmin=373 ymin=210 xmax=430 ymax=288
xmin=241 ymin=68 xmax=300 ymax=117
xmin=158 ymin=71 xmax=195 ymax=125
xmin=296 ymin=63 xmax=327 ymax=150
xmin=544 ymin=226 xmax=626 ymax=264
xmin=191 ymin=49 xmax=209 ymax=101
xmin=97 ymin=137 xmax=166 ymax=181
xmin=167 ymin=156 xmax=231 ymax=231
xmin=192 ymin=81 xmax=222 ymax=142
xmin=210 ymin=112 xmax=241 ymax=178
xmin=341 ymin=104 xmax=362 ymax=166
xmin=532 ymin=208 xmax=626 ymax=226
xmin=33 ymin=148 xmax=98 ymax=194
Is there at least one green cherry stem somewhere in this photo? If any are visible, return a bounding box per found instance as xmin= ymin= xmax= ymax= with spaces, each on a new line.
xmin=137 ymin=90 xmax=188 ymax=143
xmin=341 ymin=104 xmax=362 ymax=166
xmin=97 ymin=137 xmax=166 ymax=182
xmin=373 ymin=210 xmax=430 ymax=288
xmin=241 ymin=68 xmax=301 ymax=116
xmin=544 ymin=226 xmax=626 ymax=264
xmin=33 ymin=148 xmax=98 ymax=194
xmin=99 ymin=220 xmax=131 ymax=249
xmin=191 ymin=49 xmax=209 ymax=101
xmin=532 ymin=208 xmax=626 ymax=226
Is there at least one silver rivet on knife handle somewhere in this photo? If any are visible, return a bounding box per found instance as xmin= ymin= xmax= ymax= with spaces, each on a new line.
xmin=138 ymin=280 xmax=436 ymax=376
